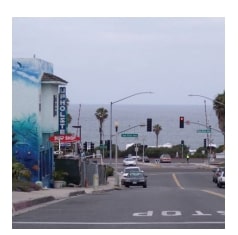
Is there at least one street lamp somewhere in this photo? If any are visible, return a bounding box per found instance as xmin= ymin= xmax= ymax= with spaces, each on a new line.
xmin=114 ymin=121 xmax=119 ymax=186
xmin=118 ymin=123 xmax=146 ymax=134
xmin=185 ymin=120 xmax=223 ymax=133
xmin=188 ymin=94 xmax=224 ymax=164
xmin=188 ymin=94 xmax=225 ymax=106
xmin=109 ymin=91 xmax=153 ymax=164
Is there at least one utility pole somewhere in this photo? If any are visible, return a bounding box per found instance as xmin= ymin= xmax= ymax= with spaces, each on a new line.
xmin=204 ymin=100 xmax=211 ymax=163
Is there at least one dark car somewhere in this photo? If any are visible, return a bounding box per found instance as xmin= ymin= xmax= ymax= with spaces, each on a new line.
xmin=212 ymin=167 xmax=225 ymax=183
xmin=143 ymin=156 xmax=150 ymax=162
xmin=123 ymin=172 xmax=147 ymax=188
xmin=137 ymin=156 xmax=150 ymax=162
xmin=120 ymin=166 xmax=144 ymax=185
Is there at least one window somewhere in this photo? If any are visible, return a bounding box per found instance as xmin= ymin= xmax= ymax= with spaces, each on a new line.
xmin=53 ymin=95 xmax=57 ymax=116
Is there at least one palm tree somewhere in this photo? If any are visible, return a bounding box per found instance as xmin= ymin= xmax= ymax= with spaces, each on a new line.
xmin=66 ymin=113 xmax=72 ymax=125
xmin=65 ymin=98 xmax=72 ymax=131
xmin=153 ymin=124 xmax=162 ymax=147
xmin=95 ymin=107 xmax=108 ymax=145
xmin=213 ymin=91 xmax=225 ymax=135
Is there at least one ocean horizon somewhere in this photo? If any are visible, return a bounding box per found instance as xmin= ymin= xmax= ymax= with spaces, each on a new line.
xmin=67 ymin=104 xmax=224 ymax=151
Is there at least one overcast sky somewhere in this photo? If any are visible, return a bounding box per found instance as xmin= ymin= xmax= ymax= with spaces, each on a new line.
xmin=12 ymin=17 xmax=225 ymax=105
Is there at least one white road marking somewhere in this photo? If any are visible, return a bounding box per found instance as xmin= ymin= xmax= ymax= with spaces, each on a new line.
xmin=161 ymin=211 xmax=182 ymax=216
xmin=133 ymin=211 xmax=153 ymax=216
xmin=217 ymin=211 xmax=225 ymax=216
xmin=192 ymin=211 xmax=212 ymax=216
xmin=12 ymin=221 xmax=225 ymax=225
xmin=132 ymin=210 xmax=224 ymax=217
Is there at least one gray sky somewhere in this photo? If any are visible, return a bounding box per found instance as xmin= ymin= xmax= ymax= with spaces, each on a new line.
xmin=12 ymin=17 xmax=225 ymax=105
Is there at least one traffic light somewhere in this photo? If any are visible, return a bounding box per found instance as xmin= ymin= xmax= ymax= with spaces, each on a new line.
xmin=179 ymin=116 xmax=184 ymax=128
xmin=83 ymin=142 xmax=87 ymax=151
xmin=147 ymin=118 xmax=152 ymax=132
xmin=203 ymin=139 xmax=206 ymax=148
xmin=106 ymin=140 xmax=110 ymax=151
xmin=181 ymin=140 xmax=184 ymax=146
xmin=91 ymin=142 xmax=94 ymax=151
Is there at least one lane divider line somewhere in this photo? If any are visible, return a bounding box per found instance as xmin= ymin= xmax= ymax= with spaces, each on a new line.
xmin=201 ymin=190 xmax=225 ymax=199
xmin=172 ymin=173 xmax=184 ymax=189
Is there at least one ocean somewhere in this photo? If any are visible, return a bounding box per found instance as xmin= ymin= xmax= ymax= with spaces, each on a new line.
xmin=67 ymin=104 xmax=224 ymax=151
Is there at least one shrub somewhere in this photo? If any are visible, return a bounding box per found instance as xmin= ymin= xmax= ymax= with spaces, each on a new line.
xmin=106 ymin=165 xmax=114 ymax=177
xmin=12 ymin=161 xmax=31 ymax=180
xmin=12 ymin=179 xmax=42 ymax=192
xmin=53 ymin=170 xmax=69 ymax=181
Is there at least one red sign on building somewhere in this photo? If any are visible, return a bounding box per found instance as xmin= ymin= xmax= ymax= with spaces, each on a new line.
xmin=49 ymin=135 xmax=80 ymax=143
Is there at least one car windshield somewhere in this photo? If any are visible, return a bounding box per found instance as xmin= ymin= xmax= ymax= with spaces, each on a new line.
xmin=161 ymin=154 xmax=170 ymax=158
xmin=125 ymin=168 xmax=140 ymax=173
xmin=129 ymin=172 xmax=144 ymax=177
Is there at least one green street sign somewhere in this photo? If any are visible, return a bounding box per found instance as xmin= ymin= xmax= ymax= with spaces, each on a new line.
xmin=100 ymin=144 xmax=106 ymax=149
xmin=121 ymin=133 xmax=138 ymax=137
xmin=196 ymin=129 xmax=211 ymax=133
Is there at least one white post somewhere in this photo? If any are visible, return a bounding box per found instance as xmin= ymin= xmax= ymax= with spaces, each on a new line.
xmin=58 ymin=137 xmax=61 ymax=158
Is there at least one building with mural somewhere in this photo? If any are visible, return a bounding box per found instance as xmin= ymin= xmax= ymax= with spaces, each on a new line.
xmin=12 ymin=57 xmax=68 ymax=187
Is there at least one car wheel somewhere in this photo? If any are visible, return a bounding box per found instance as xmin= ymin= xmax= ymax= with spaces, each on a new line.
xmin=125 ymin=184 xmax=129 ymax=188
xmin=217 ymin=182 xmax=221 ymax=188
xmin=143 ymin=184 xmax=147 ymax=188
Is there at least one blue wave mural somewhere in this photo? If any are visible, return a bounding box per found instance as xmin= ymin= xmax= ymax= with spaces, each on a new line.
xmin=12 ymin=58 xmax=54 ymax=183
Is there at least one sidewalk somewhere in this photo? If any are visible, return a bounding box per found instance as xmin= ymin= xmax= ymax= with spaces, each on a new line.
xmin=12 ymin=176 xmax=116 ymax=216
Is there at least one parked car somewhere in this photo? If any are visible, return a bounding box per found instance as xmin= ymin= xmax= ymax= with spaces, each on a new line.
xmin=217 ymin=170 xmax=225 ymax=188
xmin=120 ymin=166 xmax=144 ymax=185
xmin=159 ymin=154 xmax=172 ymax=163
xmin=123 ymin=158 xmax=136 ymax=166
xmin=137 ymin=156 xmax=150 ymax=162
xmin=123 ymin=171 xmax=147 ymax=188
xmin=212 ymin=167 xmax=225 ymax=183
xmin=143 ymin=156 xmax=150 ymax=163
xmin=129 ymin=156 xmax=142 ymax=161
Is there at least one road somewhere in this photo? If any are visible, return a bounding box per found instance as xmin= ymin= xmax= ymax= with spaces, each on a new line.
xmin=12 ymin=162 xmax=225 ymax=229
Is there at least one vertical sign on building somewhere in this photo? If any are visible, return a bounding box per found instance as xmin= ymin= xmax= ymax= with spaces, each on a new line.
xmin=59 ymin=87 xmax=67 ymax=135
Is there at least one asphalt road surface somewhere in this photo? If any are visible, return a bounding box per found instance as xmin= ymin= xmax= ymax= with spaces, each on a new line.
xmin=12 ymin=164 xmax=225 ymax=229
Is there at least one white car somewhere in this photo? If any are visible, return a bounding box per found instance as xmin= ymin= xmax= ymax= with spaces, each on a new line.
xmin=217 ymin=170 xmax=225 ymax=188
xmin=129 ymin=156 xmax=142 ymax=161
xmin=123 ymin=158 xmax=136 ymax=166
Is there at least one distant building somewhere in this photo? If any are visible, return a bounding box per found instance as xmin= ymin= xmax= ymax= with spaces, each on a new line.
xmin=12 ymin=57 xmax=68 ymax=187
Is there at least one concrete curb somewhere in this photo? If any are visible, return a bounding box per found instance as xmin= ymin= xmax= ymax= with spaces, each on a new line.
xmin=68 ymin=190 xmax=86 ymax=197
xmin=12 ymin=187 xmax=115 ymax=215
xmin=13 ymin=196 xmax=55 ymax=212
xmin=12 ymin=190 xmax=87 ymax=214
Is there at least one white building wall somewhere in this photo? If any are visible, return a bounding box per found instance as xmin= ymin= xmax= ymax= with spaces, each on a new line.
xmin=41 ymin=84 xmax=59 ymax=133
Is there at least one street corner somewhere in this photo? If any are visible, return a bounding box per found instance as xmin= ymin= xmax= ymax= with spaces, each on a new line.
xmin=12 ymin=196 xmax=55 ymax=215
xmin=151 ymin=163 xmax=161 ymax=168
xmin=114 ymin=186 xmax=123 ymax=190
